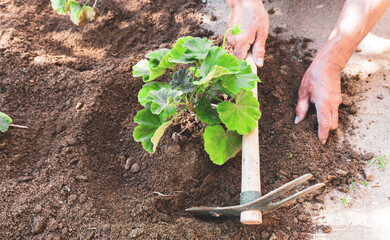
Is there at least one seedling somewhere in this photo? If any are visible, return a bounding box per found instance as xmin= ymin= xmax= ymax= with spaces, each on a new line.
xmin=0 ymin=112 xmax=12 ymax=134
xmin=132 ymin=26 xmax=262 ymax=165
xmin=50 ymin=0 xmax=99 ymax=26
xmin=368 ymin=155 xmax=387 ymax=169
xmin=0 ymin=112 xmax=28 ymax=133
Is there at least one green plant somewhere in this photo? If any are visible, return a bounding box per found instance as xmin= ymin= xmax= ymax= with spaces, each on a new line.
xmin=368 ymin=155 xmax=387 ymax=169
xmin=0 ymin=112 xmax=12 ymax=134
xmin=132 ymin=26 xmax=261 ymax=165
xmin=50 ymin=0 xmax=99 ymax=26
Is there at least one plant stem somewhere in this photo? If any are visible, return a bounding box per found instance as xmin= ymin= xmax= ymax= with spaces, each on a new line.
xmin=191 ymin=62 xmax=199 ymax=82
xmin=206 ymin=92 xmax=223 ymax=102
xmin=222 ymin=28 xmax=233 ymax=50
xmin=93 ymin=0 xmax=99 ymax=7
xmin=83 ymin=0 xmax=90 ymax=7
xmin=164 ymin=73 xmax=173 ymax=78
xmin=10 ymin=124 xmax=28 ymax=129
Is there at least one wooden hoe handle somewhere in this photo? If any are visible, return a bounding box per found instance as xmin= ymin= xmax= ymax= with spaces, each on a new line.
xmin=240 ymin=51 xmax=262 ymax=225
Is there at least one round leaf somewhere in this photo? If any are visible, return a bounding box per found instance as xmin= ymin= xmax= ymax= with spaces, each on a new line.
xmin=195 ymin=98 xmax=220 ymax=125
xmin=217 ymin=90 xmax=261 ymax=134
xmin=0 ymin=112 xmax=12 ymax=133
xmin=203 ymin=125 xmax=242 ymax=165
xmin=170 ymin=69 xmax=195 ymax=93
xmin=133 ymin=59 xmax=151 ymax=82
xmin=138 ymin=82 xmax=164 ymax=108
xmin=133 ymin=109 xmax=166 ymax=153
xmin=149 ymin=85 xmax=182 ymax=117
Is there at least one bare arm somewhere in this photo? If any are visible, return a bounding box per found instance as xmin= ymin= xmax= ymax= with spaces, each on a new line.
xmin=295 ymin=0 xmax=390 ymax=144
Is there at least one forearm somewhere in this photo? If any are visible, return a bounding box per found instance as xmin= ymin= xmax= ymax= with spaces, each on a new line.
xmin=316 ymin=0 xmax=390 ymax=70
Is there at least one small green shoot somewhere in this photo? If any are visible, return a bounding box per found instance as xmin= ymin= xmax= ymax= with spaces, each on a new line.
xmin=50 ymin=0 xmax=99 ymax=26
xmin=368 ymin=155 xmax=388 ymax=169
xmin=289 ymin=153 xmax=293 ymax=158
xmin=348 ymin=180 xmax=355 ymax=193
xmin=341 ymin=197 xmax=350 ymax=206
xmin=0 ymin=112 xmax=12 ymax=133
xmin=360 ymin=180 xmax=369 ymax=187
xmin=222 ymin=24 xmax=241 ymax=49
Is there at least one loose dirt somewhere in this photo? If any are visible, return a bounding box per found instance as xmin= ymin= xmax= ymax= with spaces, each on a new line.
xmin=0 ymin=0 xmax=365 ymax=239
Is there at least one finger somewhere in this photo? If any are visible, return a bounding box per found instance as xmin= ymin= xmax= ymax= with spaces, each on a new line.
xmin=295 ymin=88 xmax=310 ymax=124
xmin=252 ymin=27 xmax=268 ymax=67
xmin=330 ymin=108 xmax=339 ymax=130
xmin=316 ymin=105 xmax=332 ymax=145
xmin=233 ymin=42 xmax=251 ymax=60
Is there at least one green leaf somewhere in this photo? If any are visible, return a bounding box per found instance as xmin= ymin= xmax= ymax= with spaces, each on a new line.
xmin=133 ymin=59 xmax=150 ymax=82
xmin=221 ymin=60 xmax=260 ymax=94
xmin=82 ymin=6 xmax=99 ymax=21
xmin=203 ymin=125 xmax=242 ymax=165
xmin=149 ymin=85 xmax=182 ymax=117
xmin=0 ymin=112 xmax=12 ymax=133
xmin=150 ymin=121 xmax=173 ymax=152
xmin=50 ymin=0 xmax=69 ymax=15
xmin=133 ymin=109 xmax=166 ymax=153
xmin=197 ymin=46 xmax=240 ymax=85
xmin=195 ymin=98 xmax=220 ymax=125
xmin=170 ymin=69 xmax=195 ymax=93
xmin=146 ymin=49 xmax=175 ymax=81
xmin=138 ymin=82 xmax=163 ymax=108
xmin=169 ymin=36 xmax=193 ymax=63
xmin=217 ymin=90 xmax=261 ymax=134
xmin=231 ymin=24 xmax=241 ymax=35
xmin=169 ymin=37 xmax=213 ymax=63
xmin=68 ymin=1 xmax=82 ymax=25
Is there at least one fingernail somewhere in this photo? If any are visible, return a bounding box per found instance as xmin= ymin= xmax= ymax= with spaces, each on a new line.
xmin=256 ymin=58 xmax=264 ymax=67
xmin=294 ymin=116 xmax=299 ymax=124
xmin=321 ymin=139 xmax=327 ymax=145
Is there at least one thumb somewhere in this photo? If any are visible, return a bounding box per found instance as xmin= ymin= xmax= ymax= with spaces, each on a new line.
xmin=233 ymin=42 xmax=251 ymax=60
xmin=252 ymin=34 xmax=267 ymax=67
xmin=295 ymin=89 xmax=310 ymax=124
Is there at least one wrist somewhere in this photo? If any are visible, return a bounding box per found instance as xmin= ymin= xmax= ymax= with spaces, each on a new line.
xmin=229 ymin=0 xmax=264 ymax=8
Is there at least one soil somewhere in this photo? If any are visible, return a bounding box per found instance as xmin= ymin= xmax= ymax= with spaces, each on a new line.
xmin=0 ymin=0 xmax=365 ymax=239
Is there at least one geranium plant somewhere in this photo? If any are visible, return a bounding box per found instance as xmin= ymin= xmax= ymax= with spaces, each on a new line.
xmin=50 ymin=0 xmax=99 ymax=26
xmin=132 ymin=25 xmax=261 ymax=165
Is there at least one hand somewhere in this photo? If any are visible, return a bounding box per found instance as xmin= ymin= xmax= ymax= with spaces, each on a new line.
xmin=294 ymin=58 xmax=343 ymax=145
xmin=228 ymin=0 xmax=269 ymax=67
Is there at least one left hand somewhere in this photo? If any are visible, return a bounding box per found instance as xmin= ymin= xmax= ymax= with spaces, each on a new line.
xmin=295 ymin=58 xmax=343 ymax=145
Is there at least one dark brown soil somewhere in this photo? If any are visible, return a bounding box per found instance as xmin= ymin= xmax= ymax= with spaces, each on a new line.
xmin=0 ymin=1 xmax=364 ymax=239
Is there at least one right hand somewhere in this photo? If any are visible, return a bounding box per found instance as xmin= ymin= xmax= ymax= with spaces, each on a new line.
xmin=227 ymin=0 xmax=269 ymax=67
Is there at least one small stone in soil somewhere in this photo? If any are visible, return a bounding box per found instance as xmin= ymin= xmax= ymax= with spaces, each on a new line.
xmin=269 ymin=233 xmax=277 ymax=240
xmin=33 ymin=217 xmax=46 ymax=234
xmin=377 ymin=93 xmax=384 ymax=99
xmin=273 ymin=27 xmax=284 ymax=34
xmin=17 ymin=176 xmax=35 ymax=182
xmin=366 ymin=174 xmax=374 ymax=182
xmin=210 ymin=14 xmax=217 ymax=21
xmin=130 ymin=163 xmax=140 ymax=173
xmin=261 ymin=231 xmax=270 ymax=238
xmin=361 ymin=152 xmax=375 ymax=161
xmin=336 ymin=169 xmax=349 ymax=176
xmin=125 ymin=158 xmax=131 ymax=170
xmin=348 ymin=105 xmax=358 ymax=114
xmin=321 ymin=225 xmax=332 ymax=233
xmin=297 ymin=214 xmax=307 ymax=222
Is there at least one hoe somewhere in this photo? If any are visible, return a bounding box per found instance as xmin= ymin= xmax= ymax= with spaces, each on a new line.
xmin=186 ymin=51 xmax=325 ymax=224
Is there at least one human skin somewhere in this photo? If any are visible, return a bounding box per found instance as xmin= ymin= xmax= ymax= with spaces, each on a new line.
xmin=228 ymin=0 xmax=390 ymax=144
xmin=227 ymin=0 xmax=269 ymax=67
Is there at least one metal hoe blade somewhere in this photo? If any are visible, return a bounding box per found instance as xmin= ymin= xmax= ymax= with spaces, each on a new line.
xmin=186 ymin=174 xmax=325 ymax=217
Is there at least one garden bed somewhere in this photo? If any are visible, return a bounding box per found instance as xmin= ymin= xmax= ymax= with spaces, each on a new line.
xmin=0 ymin=0 xmax=363 ymax=239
